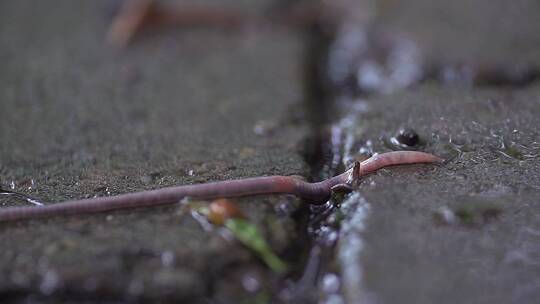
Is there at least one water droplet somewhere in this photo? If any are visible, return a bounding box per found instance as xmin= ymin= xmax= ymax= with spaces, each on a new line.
xmin=242 ymin=274 xmax=261 ymax=292
xmin=433 ymin=207 xmax=457 ymax=225
xmin=253 ymin=120 xmax=276 ymax=136
xmin=40 ymin=270 xmax=60 ymax=295
xmin=161 ymin=251 xmax=175 ymax=267
xmin=322 ymin=273 xmax=341 ymax=293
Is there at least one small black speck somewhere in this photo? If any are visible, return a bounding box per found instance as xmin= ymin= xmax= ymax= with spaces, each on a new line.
xmin=396 ymin=128 xmax=420 ymax=146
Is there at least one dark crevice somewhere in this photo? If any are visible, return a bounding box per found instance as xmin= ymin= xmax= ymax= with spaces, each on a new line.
xmin=290 ymin=4 xmax=540 ymax=304
xmin=300 ymin=21 xmax=337 ymax=181
xmin=280 ymin=15 xmax=341 ymax=303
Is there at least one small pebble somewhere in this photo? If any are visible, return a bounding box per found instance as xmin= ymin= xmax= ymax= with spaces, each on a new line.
xmin=396 ymin=128 xmax=420 ymax=146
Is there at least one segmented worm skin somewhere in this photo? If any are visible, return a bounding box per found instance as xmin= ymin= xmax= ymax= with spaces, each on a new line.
xmin=0 ymin=151 xmax=442 ymax=222
xmin=359 ymin=151 xmax=442 ymax=175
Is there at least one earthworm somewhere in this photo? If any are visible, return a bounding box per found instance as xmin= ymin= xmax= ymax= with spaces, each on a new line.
xmin=0 ymin=151 xmax=442 ymax=222
xmin=107 ymin=0 xmax=324 ymax=48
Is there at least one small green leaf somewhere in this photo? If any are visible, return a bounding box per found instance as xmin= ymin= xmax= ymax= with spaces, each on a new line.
xmin=225 ymin=218 xmax=287 ymax=273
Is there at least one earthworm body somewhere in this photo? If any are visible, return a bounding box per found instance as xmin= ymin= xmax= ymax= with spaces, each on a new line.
xmin=0 ymin=151 xmax=442 ymax=222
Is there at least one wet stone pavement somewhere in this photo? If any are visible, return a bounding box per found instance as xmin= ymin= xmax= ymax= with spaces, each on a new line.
xmin=2 ymin=0 xmax=540 ymax=303
xmin=330 ymin=86 xmax=540 ymax=304
xmin=0 ymin=0 xmax=309 ymax=302
xmin=323 ymin=1 xmax=540 ymax=304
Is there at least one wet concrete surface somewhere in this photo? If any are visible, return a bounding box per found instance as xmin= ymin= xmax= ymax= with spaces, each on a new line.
xmin=375 ymin=0 xmax=540 ymax=69
xmin=310 ymin=0 xmax=540 ymax=303
xmin=2 ymin=0 xmax=540 ymax=303
xmin=334 ymin=85 xmax=540 ymax=304
xmin=0 ymin=0 xmax=308 ymax=302
xmin=319 ymin=1 xmax=540 ymax=303
xmin=325 ymin=0 xmax=540 ymax=95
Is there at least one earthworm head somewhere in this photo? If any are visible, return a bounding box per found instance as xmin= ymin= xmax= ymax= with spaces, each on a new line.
xmin=350 ymin=160 xmax=361 ymax=182
xmin=330 ymin=161 xmax=361 ymax=194
xmin=344 ymin=160 xmax=361 ymax=186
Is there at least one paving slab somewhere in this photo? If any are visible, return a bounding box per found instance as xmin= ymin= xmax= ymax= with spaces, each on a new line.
xmin=321 ymin=3 xmax=540 ymax=302
xmin=325 ymin=0 xmax=540 ymax=95
xmin=335 ymin=84 xmax=540 ymax=304
xmin=374 ymin=0 xmax=540 ymax=69
xmin=0 ymin=0 xmax=308 ymax=302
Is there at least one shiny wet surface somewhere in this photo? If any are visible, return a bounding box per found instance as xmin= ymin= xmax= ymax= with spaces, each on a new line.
xmin=2 ymin=0 xmax=540 ymax=303
xmin=302 ymin=0 xmax=540 ymax=303
xmin=0 ymin=0 xmax=309 ymax=302
xmin=313 ymin=1 xmax=540 ymax=301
